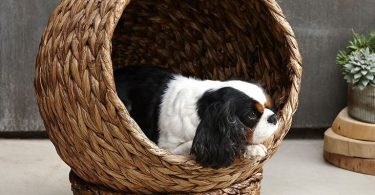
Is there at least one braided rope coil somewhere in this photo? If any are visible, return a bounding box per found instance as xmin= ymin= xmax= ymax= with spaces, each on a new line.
xmin=35 ymin=0 xmax=302 ymax=193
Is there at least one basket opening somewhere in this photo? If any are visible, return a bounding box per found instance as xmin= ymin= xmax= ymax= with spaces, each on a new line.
xmin=112 ymin=0 xmax=292 ymax=115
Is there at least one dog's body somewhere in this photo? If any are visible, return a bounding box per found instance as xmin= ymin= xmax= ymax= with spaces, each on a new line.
xmin=115 ymin=66 xmax=278 ymax=168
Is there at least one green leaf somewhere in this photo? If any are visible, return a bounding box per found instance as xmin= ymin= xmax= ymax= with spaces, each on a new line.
xmin=361 ymin=70 xmax=368 ymax=75
xmin=347 ymin=32 xmax=369 ymax=52
xmin=343 ymin=64 xmax=353 ymax=69
xmin=351 ymin=67 xmax=361 ymax=73
xmin=354 ymin=73 xmax=362 ymax=79
xmin=368 ymin=55 xmax=375 ymax=61
xmin=366 ymin=74 xmax=374 ymax=80
xmin=336 ymin=50 xmax=350 ymax=65
xmin=361 ymin=79 xmax=369 ymax=87
xmin=344 ymin=75 xmax=353 ymax=82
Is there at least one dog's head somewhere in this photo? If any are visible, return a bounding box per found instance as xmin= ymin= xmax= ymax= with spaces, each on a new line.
xmin=191 ymin=83 xmax=278 ymax=168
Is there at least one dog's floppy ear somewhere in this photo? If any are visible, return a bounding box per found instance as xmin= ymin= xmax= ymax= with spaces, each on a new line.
xmin=191 ymin=90 xmax=246 ymax=168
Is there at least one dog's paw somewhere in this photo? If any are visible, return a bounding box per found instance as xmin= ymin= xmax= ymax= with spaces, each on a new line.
xmin=244 ymin=144 xmax=267 ymax=161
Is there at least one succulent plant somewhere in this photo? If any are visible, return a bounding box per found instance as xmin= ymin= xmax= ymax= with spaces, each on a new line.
xmin=347 ymin=32 xmax=369 ymax=52
xmin=341 ymin=48 xmax=375 ymax=90
xmin=336 ymin=32 xmax=369 ymax=66
xmin=336 ymin=50 xmax=350 ymax=65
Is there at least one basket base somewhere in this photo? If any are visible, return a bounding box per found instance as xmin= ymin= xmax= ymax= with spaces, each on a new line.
xmin=69 ymin=170 xmax=262 ymax=195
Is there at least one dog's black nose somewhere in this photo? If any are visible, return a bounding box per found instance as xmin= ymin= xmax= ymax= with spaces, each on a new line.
xmin=267 ymin=114 xmax=277 ymax=125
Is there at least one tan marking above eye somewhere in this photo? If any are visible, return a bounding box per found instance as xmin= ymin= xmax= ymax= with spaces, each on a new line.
xmin=255 ymin=103 xmax=264 ymax=113
xmin=265 ymin=95 xmax=273 ymax=109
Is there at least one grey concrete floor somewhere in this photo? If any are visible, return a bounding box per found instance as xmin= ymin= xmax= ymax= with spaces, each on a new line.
xmin=0 ymin=139 xmax=374 ymax=195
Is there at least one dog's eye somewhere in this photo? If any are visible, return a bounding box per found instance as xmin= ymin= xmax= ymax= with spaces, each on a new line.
xmin=248 ymin=112 xmax=257 ymax=119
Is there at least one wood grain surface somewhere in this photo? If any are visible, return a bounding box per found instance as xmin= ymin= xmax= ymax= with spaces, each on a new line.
xmin=324 ymin=151 xmax=375 ymax=176
xmin=332 ymin=107 xmax=375 ymax=141
xmin=324 ymin=128 xmax=375 ymax=158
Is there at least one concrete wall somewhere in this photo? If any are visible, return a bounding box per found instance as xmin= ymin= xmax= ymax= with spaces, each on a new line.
xmin=278 ymin=0 xmax=375 ymax=127
xmin=1 ymin=0 xmax=375 ymax=132
xmin=0 ymin=0 xmax=59 ymax=131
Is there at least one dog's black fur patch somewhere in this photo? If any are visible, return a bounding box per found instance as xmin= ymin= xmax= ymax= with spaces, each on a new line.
xmin=114 ymin=66 xmax=173 ymax=143
xmin=191 ymin=87 xmax=262 ymax=168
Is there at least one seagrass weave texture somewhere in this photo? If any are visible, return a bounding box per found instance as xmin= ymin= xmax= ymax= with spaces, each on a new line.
xmin=35 ymin=0 xmax=302 ymax=194
xmin=69 ymin=170 xmax=262 ymax=195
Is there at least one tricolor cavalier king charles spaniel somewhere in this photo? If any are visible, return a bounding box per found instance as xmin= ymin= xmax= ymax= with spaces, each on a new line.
xmin=115 ymin=66 xmax=279 ymax=168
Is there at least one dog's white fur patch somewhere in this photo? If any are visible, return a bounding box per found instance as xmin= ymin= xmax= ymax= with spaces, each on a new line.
xmin=157 ymin=75 xmax=277 ymax=155
xmin=252 ymin=109 xmax=279 ymax=144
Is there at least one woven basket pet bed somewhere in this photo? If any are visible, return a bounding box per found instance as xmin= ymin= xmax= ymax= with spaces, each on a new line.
xmin=35 ymin=0 xmax=302 ymax=194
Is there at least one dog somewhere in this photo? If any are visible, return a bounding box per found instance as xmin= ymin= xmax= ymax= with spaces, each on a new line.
xmin=115 ymin=66 xmax=279 ymax=168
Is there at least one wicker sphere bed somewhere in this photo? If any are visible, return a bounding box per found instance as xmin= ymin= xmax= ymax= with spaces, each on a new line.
xmin=35 ymin=0 xmax=302 ymax=194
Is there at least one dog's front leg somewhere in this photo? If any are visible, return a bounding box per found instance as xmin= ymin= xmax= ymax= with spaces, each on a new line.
xmin=244 ymin=144 xmax=267 ymax=161
xmin=171 ymin=141 xmax=193 ymax=155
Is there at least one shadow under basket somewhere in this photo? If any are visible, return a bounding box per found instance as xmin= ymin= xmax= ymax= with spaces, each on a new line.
xmin=35 ymin=0 xmax=302 ymax=194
